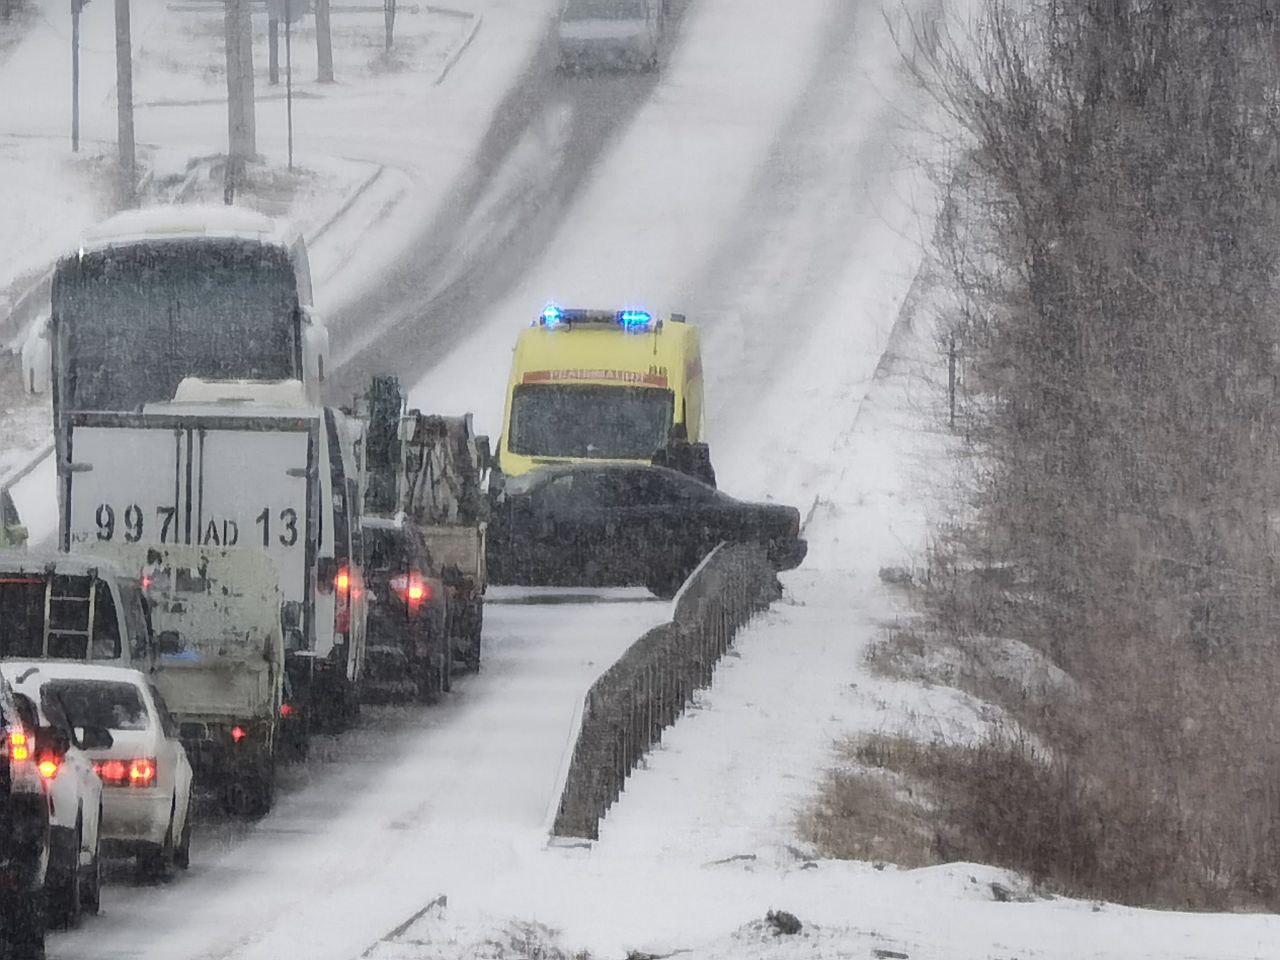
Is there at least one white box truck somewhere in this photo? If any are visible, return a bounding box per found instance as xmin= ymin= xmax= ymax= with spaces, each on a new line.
xmin=59 ymin=379 xmax=368 ymax=737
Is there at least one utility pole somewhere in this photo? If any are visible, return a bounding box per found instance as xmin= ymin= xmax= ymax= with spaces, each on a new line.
xmin=71 ymin=0 xmax=90 ymax=152
xmin=268 ymin=15 xmax=280 ymax=84
xmin=286 ymin=9 xmax=294 ymax=169
xmin=315 ymin=0 xmax=333 ymax=82
xmin=384 ymin=0 xmax=395 ymax=52
xmin=114 ymin=0 xmax=135 ymax=204
xmin=225 ymin=0 xmax=257 ymax=200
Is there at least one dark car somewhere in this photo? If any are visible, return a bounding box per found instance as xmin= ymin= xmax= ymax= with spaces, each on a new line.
xmin=361 ymin=517 xmax=451 ymax=701
xmin=489 ymin=463 xmax=807 ymax=598
xmin=0 ymin=673 xmax=49 ymax=959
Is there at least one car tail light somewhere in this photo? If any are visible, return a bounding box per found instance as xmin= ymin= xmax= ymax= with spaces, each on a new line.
xmin=7 ymin=728 xmax=31 ymax=762
xmin=333 ymin=564 xmax=353 ymax=634
xmin=230 ymin=726 xmax=247 ymax=743
xmin=280 ymin=703 xmax=294 ymax=718
xmin=37 ymin=756 xmax=60 ymax=780
xmin=93 ymin=757 xmax=156 ymax=788
xmin=389 ymin=572 xmax=431 ymax=610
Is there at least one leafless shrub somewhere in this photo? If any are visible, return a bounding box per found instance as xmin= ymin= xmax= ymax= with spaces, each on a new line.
xmin=865 ymin=0 xmax=1280 ymax=907
xmin=800 ymin=754 xmax=940 ymax=868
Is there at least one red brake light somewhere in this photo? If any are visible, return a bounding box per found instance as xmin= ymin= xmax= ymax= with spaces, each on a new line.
xmin=280 ymin=703 xmax=294 ymax=717
xmin=129 ymin=758 xmax=157 ymax=786
xmin=8 ymin=729 xmax=31 ymax=762
xmin=95 ymin=759 xmax=126 ymax=781
xmin=389 ymin=573 xmax=430 ymax=606
xmin=231 ymin=726 xmax=247 ymax=743
xmin=37 ymin=757 xmax=59 ymax=780
xmin=94 ymin=757 xmax=156 ymax=787
xmin=334 ymin=569 xmax=351 ymax=594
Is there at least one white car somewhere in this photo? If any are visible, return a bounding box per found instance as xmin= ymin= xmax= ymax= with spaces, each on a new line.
xmin=1 ymin=662 xmax=107 ymax=928
xmin=557 ymin=0 xmax=666 ymax=72
xmin=4 ymin=661 xmax=193 ymax=880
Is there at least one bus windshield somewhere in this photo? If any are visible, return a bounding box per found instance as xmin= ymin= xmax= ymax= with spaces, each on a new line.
xmin=52 ymin=239 xmax=300 ymax=413
xmin=509 ymin=384 xmax=674 ymax=459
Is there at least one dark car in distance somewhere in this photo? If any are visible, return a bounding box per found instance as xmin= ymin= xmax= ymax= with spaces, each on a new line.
xmin=361 ymin=517 xmax=451 ymax=701
xmin=488 ymin=463 xmax=807 ymax=598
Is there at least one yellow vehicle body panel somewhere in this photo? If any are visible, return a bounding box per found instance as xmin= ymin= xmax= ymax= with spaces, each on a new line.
xmin=498 ymin=316 xmax=704 ymax=477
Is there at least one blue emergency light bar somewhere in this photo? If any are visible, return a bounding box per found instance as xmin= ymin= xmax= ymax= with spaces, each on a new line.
xmin=536 ymin=303 xmax=659 ymax=332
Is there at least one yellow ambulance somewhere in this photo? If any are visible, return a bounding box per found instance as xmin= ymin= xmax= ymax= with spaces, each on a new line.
xmin=496 ymin=305 xmax=705 ymax=478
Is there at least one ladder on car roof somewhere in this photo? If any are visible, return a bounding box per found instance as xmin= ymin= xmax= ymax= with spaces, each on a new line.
xmin=42 ymin=575 xmax=95 ymax=660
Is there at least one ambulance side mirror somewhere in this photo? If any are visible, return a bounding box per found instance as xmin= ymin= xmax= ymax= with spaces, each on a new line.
xmin=21 ymin=318 xmax=51 ymax=395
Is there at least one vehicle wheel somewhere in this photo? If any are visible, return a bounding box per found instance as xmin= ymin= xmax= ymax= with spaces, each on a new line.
xmin=0 ymin=889 xmax=45 ymax=959
xmin=80 ymin=818 xmax=101 ymax=914
xmin=137 ymin=810 xmax=175 ymax=882
xmin=464 ymin=604 xmax=483 ymax=673
xmin=174 ymin=798 xmax=192 ymax=870
xmin=441 ymin=638 xmax=453 ymax=694
xmin=223 ymin=755 xmax=275 ymax=819
xmin=48 ymin=822 xmax=82 ymax=929
xmin=418 ymin=658 xmax=441 ymax=705
xmin=281 ymin=708 xmax=310 ymax=763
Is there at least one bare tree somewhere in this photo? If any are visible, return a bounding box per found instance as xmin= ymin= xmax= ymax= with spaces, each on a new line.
xmin=916 ymin=0 xmax=1280 ymax=905
xmin=315 ymin=0 xmax=333 ymax=82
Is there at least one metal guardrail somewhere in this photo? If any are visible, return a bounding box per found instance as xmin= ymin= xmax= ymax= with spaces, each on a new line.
xmin=549 ymin=543 xmax=782 ymax=841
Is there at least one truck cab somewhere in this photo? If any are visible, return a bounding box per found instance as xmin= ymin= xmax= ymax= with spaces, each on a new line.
xmin=0 ymin=551 xmax=154 ymax=669
xmin=496 ymin=305 xmax=706 ymax=480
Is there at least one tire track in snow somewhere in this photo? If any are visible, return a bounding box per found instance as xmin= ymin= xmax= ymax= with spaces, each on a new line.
xmin=685 ymin=0 xmax=940 ymax=505
xmin=326 ymin=0 xmax=700 ymax=400
xmin=45 ymin=594 xmax=669 ymax=960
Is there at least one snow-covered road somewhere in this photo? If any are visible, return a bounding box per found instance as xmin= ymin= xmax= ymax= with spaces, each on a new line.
xmin=46 ymin=588 xmax=670 ymax=960
xmin=6 ymin=0 xmax=1280 ymax=955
